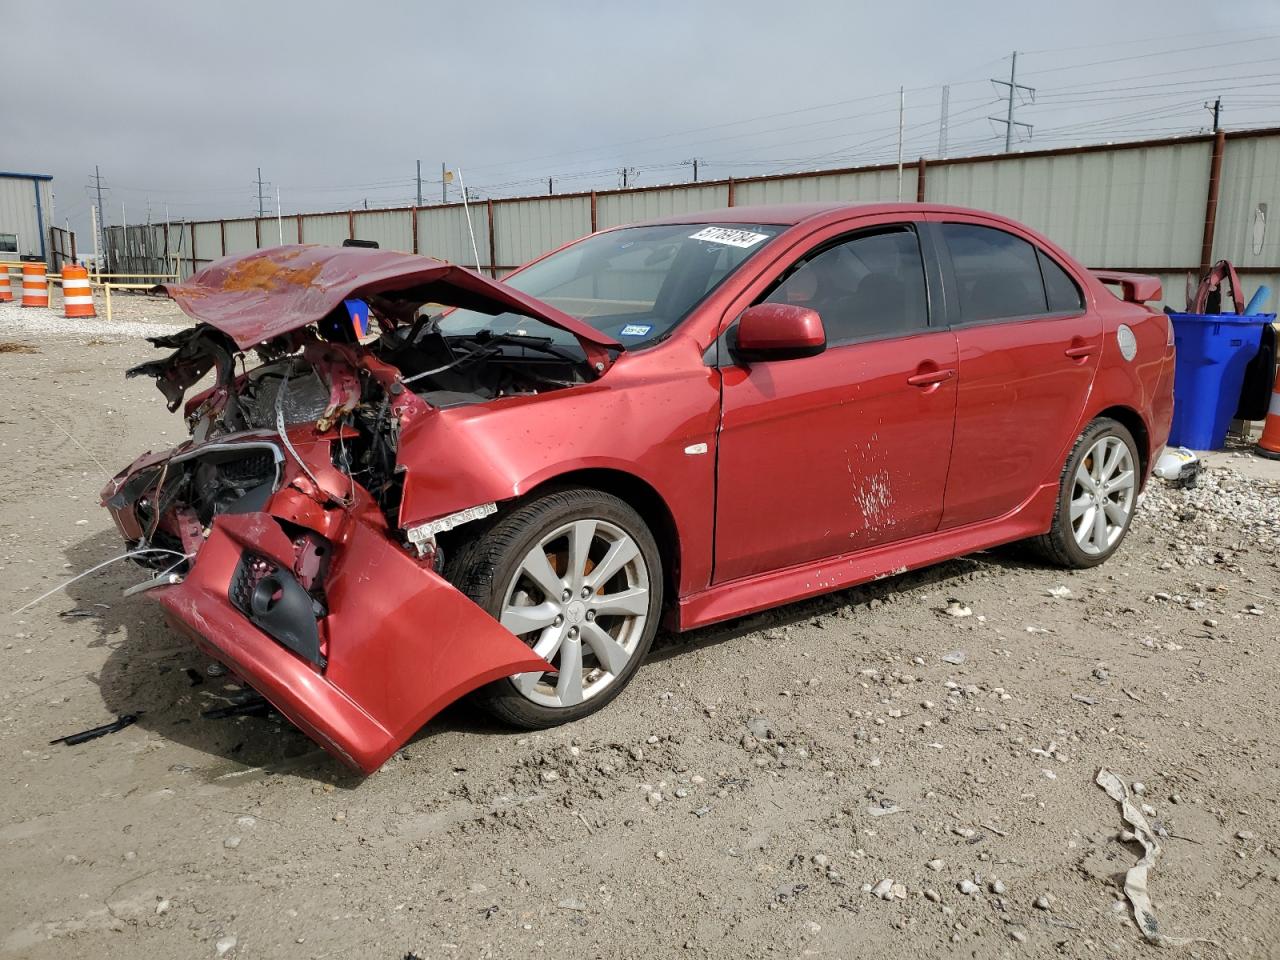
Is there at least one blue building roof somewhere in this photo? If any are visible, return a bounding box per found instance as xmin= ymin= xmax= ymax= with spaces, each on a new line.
xmin=0 ymin=171 xmax=53 ymax=181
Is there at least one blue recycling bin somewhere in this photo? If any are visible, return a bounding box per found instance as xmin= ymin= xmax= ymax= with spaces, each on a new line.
xmin=1168 ymin=312 xmax=1273 ymax=449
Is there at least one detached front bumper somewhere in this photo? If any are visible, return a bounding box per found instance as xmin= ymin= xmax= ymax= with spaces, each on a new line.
xmin=150 ymin=511 xmax=548 ymax=773
xmin=102 ymin=428 xmax=549 ymax=774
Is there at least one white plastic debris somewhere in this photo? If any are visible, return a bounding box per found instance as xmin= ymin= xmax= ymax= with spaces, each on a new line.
xmin=1095 ymin=768 xmax=1213 ymax=947
xmin=1153 ymin=446 xmax=1200 ymax=485
xmin=866 ymin=803 xmax=903 ymax=817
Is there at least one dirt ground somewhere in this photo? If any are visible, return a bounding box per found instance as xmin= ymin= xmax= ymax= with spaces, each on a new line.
xmin=1 ymin=291 xmax=1278 ymax=959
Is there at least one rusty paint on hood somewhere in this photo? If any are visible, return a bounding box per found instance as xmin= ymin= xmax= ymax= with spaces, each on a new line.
xmin=164 ymin=245 xmax=621 ymax=362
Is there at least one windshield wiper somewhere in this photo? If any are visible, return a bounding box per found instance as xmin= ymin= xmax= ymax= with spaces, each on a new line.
xmin=467 ymin=331 xmax=594 ymax=363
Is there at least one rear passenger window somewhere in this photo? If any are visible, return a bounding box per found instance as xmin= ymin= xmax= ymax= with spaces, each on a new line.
xmin=1038 ymin=249 xmax=1084 ymax=313
xmin=763 ymin=226 xmax=929 ymax=345
xmin=940 ymin=223 xmax=1048 ymax=322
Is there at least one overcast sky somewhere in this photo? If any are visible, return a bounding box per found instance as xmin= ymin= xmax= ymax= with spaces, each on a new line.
xmin=8 ymin=0 xmax=1280 ymax=241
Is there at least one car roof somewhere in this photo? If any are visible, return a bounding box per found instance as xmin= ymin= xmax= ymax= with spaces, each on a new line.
xmin=631 ymin=201 xmax=992 ymax=228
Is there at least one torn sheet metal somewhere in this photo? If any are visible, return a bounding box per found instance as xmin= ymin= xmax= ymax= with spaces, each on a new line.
xmin=1095 ymin=768 xmax=1211 ymax=947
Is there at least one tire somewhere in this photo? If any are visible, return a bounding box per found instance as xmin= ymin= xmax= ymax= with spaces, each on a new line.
xmin=445 ymin=487 xmax=663 ymax=729
xmin=1029 ymin=417 xmax=1140 ymax=568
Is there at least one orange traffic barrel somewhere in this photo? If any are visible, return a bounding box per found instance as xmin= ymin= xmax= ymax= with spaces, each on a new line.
xmin=21 ymin=262 xmax=48 ymax=308
xmin=1255 ymin=367 xmax=1280 ymax=460
xmin=61 ymin=265 xmax=95 ymax=318
xmin=0 ymin=268 xmax=11 ymax=302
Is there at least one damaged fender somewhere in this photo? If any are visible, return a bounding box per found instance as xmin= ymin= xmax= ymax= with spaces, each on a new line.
xmin=154 ymin=511 xmax=551 ymax=773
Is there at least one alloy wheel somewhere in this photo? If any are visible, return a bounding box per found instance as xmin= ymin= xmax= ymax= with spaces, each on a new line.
xmin=500 ymin=518 xmax=650 ymax=708
xmin=1069 ymin=435 xmax=1135 ymax=556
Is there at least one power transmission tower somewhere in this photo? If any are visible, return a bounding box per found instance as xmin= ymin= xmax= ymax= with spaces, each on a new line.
xmin=938 ymin=84 xmax=950 ymax=158
xmin=88 ymin=165 xmax=109 ymax=263
xmin=989 ymin=51 xmax=1035 ymax=152
xmin=255 ymin=167 xmax=268 ymax=217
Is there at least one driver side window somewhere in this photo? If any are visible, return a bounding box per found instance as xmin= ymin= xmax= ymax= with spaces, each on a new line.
xmin=763 ymin=226 xmax=929 ymax=345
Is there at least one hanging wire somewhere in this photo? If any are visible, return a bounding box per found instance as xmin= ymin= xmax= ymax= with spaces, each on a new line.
xmin=10 ymin=548 xmax=194 ymax=616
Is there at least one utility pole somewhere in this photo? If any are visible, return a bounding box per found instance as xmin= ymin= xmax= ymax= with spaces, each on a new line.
xmin=255 ymin=167 xmax=267 ymax=217
xmin=896 ymin=87 xmax=904 ymax=201
xmin=1205 ymin=97 xmax=1223 ymax=132
xmin=990 ymin=51 xmax=1035 ymax=152
xmin=442 ymin=162 xmax=448 ymax=203
xmin=619 ymin=167 xmax=636 ymax=188
xmin=685 ymin=158 xmax=701 ymax=182
xmin=548 ymin=176 xmax=554 ymax=195
xmin=416 ymin=160 xmax=423 ymax=206
xmin=938 ymin=84 xmax=950 ymax=158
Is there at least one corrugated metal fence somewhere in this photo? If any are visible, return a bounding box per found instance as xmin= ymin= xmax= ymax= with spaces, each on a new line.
xmin=104 ymin=127 xmax=1280 ymax=310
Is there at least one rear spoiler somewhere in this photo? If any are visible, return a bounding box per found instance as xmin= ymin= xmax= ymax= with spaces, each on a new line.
xmin=1092 ymin=270 xmax=1162 ymax=305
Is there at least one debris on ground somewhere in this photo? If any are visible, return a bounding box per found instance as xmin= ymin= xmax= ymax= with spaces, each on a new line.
xmin=1096 ymin=768 xmax=1212 ymax=947
xmin=48 ymin=714 xmax=140 ymax=746
xmin=202 ymin=697 xmax=271 ymax=720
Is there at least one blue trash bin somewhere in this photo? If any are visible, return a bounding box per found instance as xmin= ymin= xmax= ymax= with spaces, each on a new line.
xmin=1168 ymin=312 xmax=1273 ymax=449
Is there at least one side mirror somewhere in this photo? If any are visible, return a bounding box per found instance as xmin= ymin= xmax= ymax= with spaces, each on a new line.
xmin=734 ymin=303 xmax=826 ymax=362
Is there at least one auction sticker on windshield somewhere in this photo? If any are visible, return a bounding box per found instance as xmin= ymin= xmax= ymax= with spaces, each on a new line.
xmin=688 ymin=227 xmax=771 ymax=248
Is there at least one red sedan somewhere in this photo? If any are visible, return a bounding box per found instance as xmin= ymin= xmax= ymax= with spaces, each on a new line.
xmin=103 ymin=202 xmax=1174 ymax=772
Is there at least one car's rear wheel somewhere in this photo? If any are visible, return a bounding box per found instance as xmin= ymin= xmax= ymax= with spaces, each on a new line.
xmin=1030 ymin=417 xmax=1140 ymax=568
xmin=446 ymin=488 xmax=662 ymax=729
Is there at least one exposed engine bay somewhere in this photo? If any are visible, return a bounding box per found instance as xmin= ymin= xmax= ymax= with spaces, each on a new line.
xmin=115 ymin=299 xmax=592 ymax=562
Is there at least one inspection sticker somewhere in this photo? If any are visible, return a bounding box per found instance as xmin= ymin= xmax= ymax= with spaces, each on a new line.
xmin=619 ymin=323 xmax=653 ymax=337
xmin=688 ymin=226 xmax=771 ymax=248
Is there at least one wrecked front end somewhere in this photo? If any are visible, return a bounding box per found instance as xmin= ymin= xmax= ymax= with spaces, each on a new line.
xmin=99 ymin=246 xmax=621 ymax=773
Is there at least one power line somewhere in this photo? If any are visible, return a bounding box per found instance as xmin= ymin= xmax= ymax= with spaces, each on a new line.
xmin=1021 ymin=34 xmax=1280 ymax=77
xmin=85 ymin=43 xmax=1280 ymax=223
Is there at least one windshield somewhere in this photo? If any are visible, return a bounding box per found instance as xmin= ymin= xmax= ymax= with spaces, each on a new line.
xmin=436 ymin=222 xmax=782 ymax=349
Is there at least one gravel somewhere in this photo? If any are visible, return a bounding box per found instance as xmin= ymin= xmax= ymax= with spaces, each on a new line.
xmin=3 ymin=333 xmax=1280 ymax=956
xmin=0 ymin=289 xmax=187 ymax=342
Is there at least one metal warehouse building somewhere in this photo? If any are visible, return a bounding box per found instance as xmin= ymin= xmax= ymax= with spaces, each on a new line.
xmin=0 ymin=171 xmax=55 ymax=262
xmin=105 ymin=126 xmax=1280 ymax=312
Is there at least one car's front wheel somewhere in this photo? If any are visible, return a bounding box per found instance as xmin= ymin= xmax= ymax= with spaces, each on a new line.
xmin=1030 ymin=417 xmax=1140 ymax=568
xmin=446 ymin=488 xmax=663 ymax=729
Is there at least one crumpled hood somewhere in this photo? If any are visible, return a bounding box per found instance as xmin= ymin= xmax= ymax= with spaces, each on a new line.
xmin=163 ymin=244 xmax=620 ymax=360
